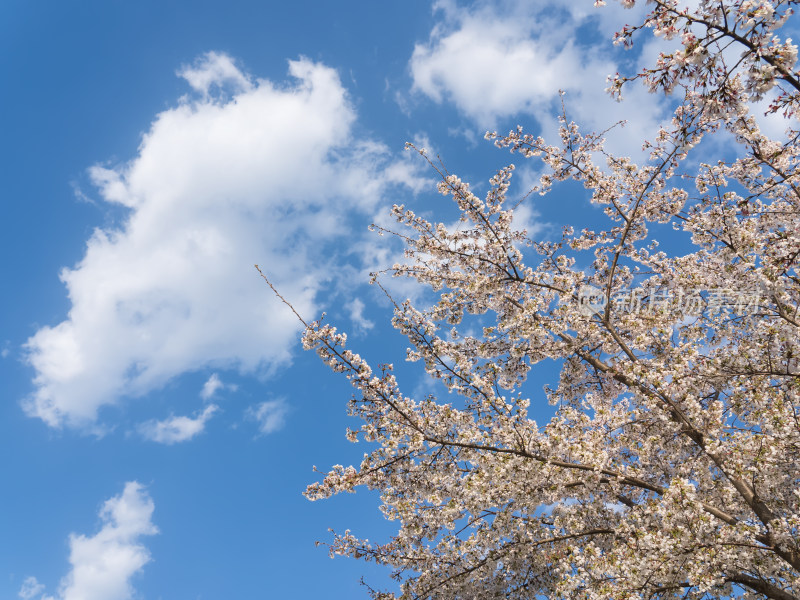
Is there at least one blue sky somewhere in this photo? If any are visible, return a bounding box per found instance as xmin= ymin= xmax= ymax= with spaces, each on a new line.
xmin=0 ymin=1 xmax=691 ymax=598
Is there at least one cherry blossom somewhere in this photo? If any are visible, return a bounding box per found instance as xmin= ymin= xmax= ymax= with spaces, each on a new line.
xmin=270 ymin=2 xmax=800 ymax=598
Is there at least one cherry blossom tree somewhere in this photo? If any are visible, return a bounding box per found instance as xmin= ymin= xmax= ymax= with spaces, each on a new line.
xmin=267 ymin=1 xmax=800 ymax=598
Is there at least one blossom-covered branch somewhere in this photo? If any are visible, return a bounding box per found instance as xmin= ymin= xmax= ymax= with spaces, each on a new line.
xmin=278 ymin=1 xmax=800 ymax=598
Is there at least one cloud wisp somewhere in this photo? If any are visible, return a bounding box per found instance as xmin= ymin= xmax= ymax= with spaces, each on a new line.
xmin=246 ymin=398 xmax=288 ymax=436
xmin=200 ymin=372 xmax=236 ymax=400
xmin=138 ymin=404 xmax=219 ymax=444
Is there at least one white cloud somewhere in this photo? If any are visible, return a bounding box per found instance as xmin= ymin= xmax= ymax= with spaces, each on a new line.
xmin=138 ymin=404 xmax=218 ymax=444
xmin=510 ymin=200 xmax=543 ymax=238
xmin=201 ymin=373 xmax=223 ymax=400
xmin=178 ymin=51 xmax=253 ymax=96
xmin=21 ymin=482 xmax=157 ymax=600
xmin=18 ymin=577 xmax=46 ymax=600
xmin=411 ymin=12 xmax=579 ymax=126
xmin=200 ymin=372 xmax=233 ymax=400
xmin=347 ymin=298 xmax=374 ymax=334
xmin=24 ymin=52 xmax=419 ymax=429
xmin=410 ymin=1 xmax=670 ymax=157
xmin=246 ymin=399 xmax=288 ymax=435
